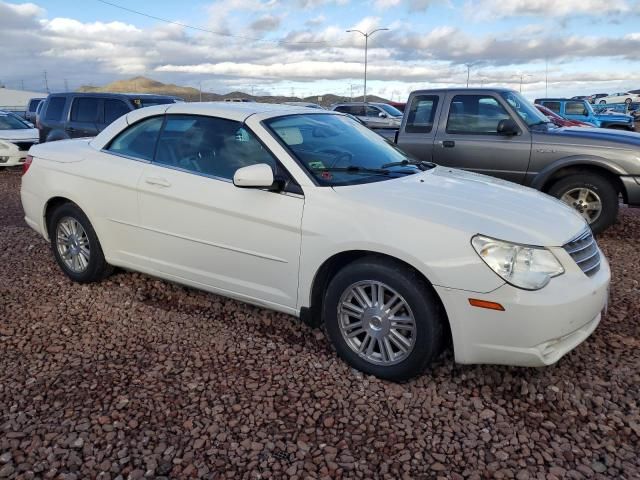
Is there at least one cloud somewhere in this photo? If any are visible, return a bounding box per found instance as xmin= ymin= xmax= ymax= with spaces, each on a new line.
xmin=250 ymin=14 xmax=282 ymax=32
xmin=466 ymin=0 xmax=631 ymax=19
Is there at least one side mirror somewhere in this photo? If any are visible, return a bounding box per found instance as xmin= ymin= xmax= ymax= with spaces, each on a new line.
xmin=497 ymin=119 xmax=519 ymax=136
xmin=233 ymin=163 xmax=277 ymax=189
xmin=378 ymin=112 xmax=388 ymax=118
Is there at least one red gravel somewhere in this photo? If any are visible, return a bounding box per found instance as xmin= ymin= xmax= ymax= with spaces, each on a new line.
xmin=1 ymin=167 xmax=638 ymax=479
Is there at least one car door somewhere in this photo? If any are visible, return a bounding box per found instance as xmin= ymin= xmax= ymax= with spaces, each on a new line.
xmin=102 ymin=98 xmax=132 ymax=130
xmin=87 ymin=115 xmax=165 ymax=264
xmin=563 ymin=100 xmax=592 ymax=123
xmin=67 ymin=97 xmax=102 ymax=138
xmin=396 ymin=93 xmax=442 ymax=162
xmin=136 ymin=114 xmax=304 ymax=311
xmin=432 ymin=93 xmax=532 ymax=184
xmin=364 ymin=105 xmax=388 ymax=128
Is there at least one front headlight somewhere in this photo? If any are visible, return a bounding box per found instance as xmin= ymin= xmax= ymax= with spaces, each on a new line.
xmin=472 ymin=235 xmax=564 ymax=290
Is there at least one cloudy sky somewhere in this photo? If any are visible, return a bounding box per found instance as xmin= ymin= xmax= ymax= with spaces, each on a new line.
xmin=1 ymin=0 xmax=639 ymax=101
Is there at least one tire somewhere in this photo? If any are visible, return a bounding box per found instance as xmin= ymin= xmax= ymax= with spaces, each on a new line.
xmin=625 ymin=98 xmax=632 ymax=105
xmin=48 ymin=202 xmax=113 ymax=283
xmin=548 ymin=173 xmax=618 ymax=234
xmin=323 ymin=257 xmax=445 ymax=381
xmin=599 ymin=100 xmax=606 ymax=104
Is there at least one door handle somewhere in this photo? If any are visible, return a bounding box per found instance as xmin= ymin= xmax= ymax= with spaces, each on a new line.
xmin=144 ymin=177 xmax=171 ymax=187
xmin=442 ymin=140 xmax=455 ymax=148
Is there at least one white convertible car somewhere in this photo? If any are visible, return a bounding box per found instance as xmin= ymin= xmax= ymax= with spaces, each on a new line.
xmin=21 ymin=102 xmax=610 ymax=380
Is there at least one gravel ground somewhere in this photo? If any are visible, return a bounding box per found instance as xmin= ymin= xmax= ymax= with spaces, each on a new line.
xmin=1 ymin=167 xmax=639 ymax=480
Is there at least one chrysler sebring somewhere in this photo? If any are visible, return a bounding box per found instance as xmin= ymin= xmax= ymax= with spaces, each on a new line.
xmin=21 ymin=102 xmax=610 ymax=380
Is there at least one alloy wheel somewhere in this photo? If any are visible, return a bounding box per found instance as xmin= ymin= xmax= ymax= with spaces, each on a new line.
xmin=561 ymin=187 xmax=602 ymax=224
xmin=56 ymin=216 xmax=91 ymax=273
xmin=338 ymin=280 xmax=417 ymax=366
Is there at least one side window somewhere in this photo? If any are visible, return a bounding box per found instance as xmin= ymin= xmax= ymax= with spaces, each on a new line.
xmin=334 ymin=106 xmax=350 ymax=114
xmin=107 ymin=116 xmax=163 ymax=161
xmin=104 ymin=99 xmax=131 ymax=125
xmin=44 ymin=97 xmax=66 ymax=121
xmin=566 ymin=102 xmax=588 ymax=116
xmin=405 ymin=95 xmax=439 ymax=133
xmin=365 ymin=106 xmax=381 ymax=117
xmin=71 ymin=98 xmax=100 ymax=122
xmin=446 ymin=95 xmax=510 ymax=134
xmin=154 ymin=115 xmax=276 ymax=180
xmin=542 ymin=101 xmax=561 ymax=113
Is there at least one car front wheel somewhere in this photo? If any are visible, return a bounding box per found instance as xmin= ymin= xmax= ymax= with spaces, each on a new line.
xmin=323 ymin=257 xmax=445 ymax=381
xmin=49 ymin=203 xmax=113 ymax=283
xmin=548 ymin=173 xmax=618 ymax=234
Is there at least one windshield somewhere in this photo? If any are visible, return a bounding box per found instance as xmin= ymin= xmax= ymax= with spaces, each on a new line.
xmin=265 ymin=113 xmax=420 ymax=186
xmin=378 ymin=104 xmax=403 ymax=117
xmin=501 ymin=92 xmax=550 ymax=126
xmin=0 ymin=114 xmax=30 ymax=130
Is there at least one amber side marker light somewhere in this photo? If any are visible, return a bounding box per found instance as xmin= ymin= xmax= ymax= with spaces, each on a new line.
xmin=468 ymin=298 xmax=505 ymax=311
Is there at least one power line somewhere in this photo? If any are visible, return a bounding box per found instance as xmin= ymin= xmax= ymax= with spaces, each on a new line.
xmin=95 ymin=0 xmax=327 ymax=45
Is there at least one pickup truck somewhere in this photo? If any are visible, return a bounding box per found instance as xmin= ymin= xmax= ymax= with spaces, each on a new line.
xmin=535 ymin=98 xmax=635 ymax=130
xmin=394 ymin=88 xmax=640 ymax=233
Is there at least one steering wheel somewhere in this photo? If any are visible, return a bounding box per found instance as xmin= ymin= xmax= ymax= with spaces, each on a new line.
xmin=315 ymin=148 xmax=353 ymax=168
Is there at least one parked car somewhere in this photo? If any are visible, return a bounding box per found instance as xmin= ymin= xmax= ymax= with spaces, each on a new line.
xmin=596 ymin=92 xmax=640 ymax=105
xmin=34 ymin=98 xmax=45 ymax=128
xmin=395 ymin=88 xmax=640 ymax=233
xmin=20 ymin=102 xmax=610 ymax=381
xmin=330 ymin=102 xmax=403 ymax=129
xmin=592 ymin=104 xmax=628 ymax=115
xmin=535 ymin=98 xmax=635 ymax=131
xmin=628 ymin=102 xmax=640 ymax=121
xmin=25 ymin=98 xmax=44 ymax=123
xmin=535 ymin=104 xmax=595 ymax=127
xmin=0 ymin=110 xmax=38 ymax=167
xmin=589 ymin=93 xmax=608 ymax=104
xmin=38 ymin=92 xmax=178 ymax=143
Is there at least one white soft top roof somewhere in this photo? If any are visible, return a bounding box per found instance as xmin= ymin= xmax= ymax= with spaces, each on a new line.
xmin=90 ymin=102 xmax=337 ymax=150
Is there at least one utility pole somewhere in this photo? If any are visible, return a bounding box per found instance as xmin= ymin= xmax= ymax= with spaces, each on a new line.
xmin=464 ymin=63 xmax=475 ymax=88
xmin=64 ymin=79 xmax=69 ymax=91
xmin=199 ymin=82 xmax=202 ymax=102
xmin=20 ymin=79 xmax=25 ymax=90
xmin=346 ymin=27 xmax=390 ymax=104
xmin=545 ymin=57 xmax=549 ymax=97
xmin=43 ymin=71 xmax=49 ymax=93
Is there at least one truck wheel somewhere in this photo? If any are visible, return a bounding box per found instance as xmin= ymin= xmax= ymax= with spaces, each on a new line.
xmin=548 ymin=174 xmax=618 ymax=234
xmin=323 ymin=257 xmax=444 ymax=381
xmin=48 ymin=203 xmax=113 ymax=283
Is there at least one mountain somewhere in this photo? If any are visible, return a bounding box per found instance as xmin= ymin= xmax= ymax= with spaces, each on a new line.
xmin=77 ymin=76 xmax=392 ymax=106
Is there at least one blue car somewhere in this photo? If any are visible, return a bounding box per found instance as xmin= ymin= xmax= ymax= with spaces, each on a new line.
xmin=535 ymin=98 xmax=635 ymax=131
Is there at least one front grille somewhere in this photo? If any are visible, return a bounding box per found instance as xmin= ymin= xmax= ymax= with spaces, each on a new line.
xmin=563 ymin=228 xmax=600 ymax=276
xmin=13 ymin=141 xmax=36 ymax=151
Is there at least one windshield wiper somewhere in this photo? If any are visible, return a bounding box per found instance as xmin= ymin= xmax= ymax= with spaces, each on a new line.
xmin=314 ymin=166 xmax=391 ymax=175
xmin=380 ymin=159 xmax=436 ymax=170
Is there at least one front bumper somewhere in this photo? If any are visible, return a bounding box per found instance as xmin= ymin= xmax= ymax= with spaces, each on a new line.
xmin=0 ymin=150 xmax=28 ymax=167
xmin=621 ymin=176 xmax=640 ymax=206
xmin=435 ymin=248 xmax=610 ymax=367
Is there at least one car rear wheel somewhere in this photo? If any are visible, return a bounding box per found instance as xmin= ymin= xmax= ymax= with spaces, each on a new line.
xmin=548 ymin=173 xmax=618 ymax=234
xmin=599 ymin=100 xmax=606 ymax=104
xmin=323 ymin=257 xmax=444 ymax=381
xmin=49 ymin=203 xmax=113 ymax=283
xmin=625 ymin=98 xmax=632 ymax=105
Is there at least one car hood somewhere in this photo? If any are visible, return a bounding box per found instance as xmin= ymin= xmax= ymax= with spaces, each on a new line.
xmin=0 ymin=128 xmax=38 ymax=141
xmin=537 ymin=124 xmax=640 ymax=148
xmin=332 ymin=167 xmax=586 ymax=247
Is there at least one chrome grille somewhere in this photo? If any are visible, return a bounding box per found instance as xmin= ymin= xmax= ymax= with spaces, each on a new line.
xmin=563 ymin=228 xmax=600 ymax=276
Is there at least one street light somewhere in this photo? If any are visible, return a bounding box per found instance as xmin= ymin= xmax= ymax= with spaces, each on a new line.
xmin=516 ymin=73 xmax=532 ymax=93
xmin=346 ymin=27 xmax=389 ymax=104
